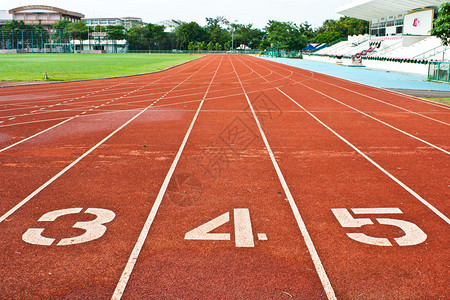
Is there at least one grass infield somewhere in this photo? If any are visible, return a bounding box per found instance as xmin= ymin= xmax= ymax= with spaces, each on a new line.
xmin=421 ymin=98 xmax=450 ymax=106
xmin=0 ymin=53 xmax=202 ymax=82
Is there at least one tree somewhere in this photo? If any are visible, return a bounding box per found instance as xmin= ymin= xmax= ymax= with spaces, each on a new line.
xmin=314 ymin=32 xmax=342 ymax=44
xmin=65 ymin=21 xmax=88 ymax=49
xmin=126 ymin=23 xmax=166 ymax=50
xmin=52 ymin=19 xmax=72 ymax=43
xmin=265 ymin=21 xmax=307 ymax=51
xmin=231 ymin=23 xmax=266 ymax=49
xmin=205 ymin=16 xmax=230 ymax=45
xmin=188 ymin=41 xmax=195 ymax=50
xmin=196 ymin=41 xmax=205 ymax=51
xmin=215 ymin=42 xmax=222 ymax=51
xmin=313 ymin=17 xmax=369 ymax=43
xmin=106 ymin=25 xmax=126 ymax=52
xmin=431 ymin=2 xmax=450 ymax=46
xmin=207 ymin=41 xmax=214 ymax=51
xmin=175 ymin=22 xmax=208 ymax=49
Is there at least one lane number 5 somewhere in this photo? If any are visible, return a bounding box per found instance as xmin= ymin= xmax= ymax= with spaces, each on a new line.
xmin=22 ymin=208 xmax=115 ymax=246
xmin=331 ymin=208 xmax=427 ymax=246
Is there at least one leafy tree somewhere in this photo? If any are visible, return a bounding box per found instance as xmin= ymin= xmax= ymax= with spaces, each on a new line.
xmin=231 ymin=23 xmax=266 ymax=49
xmin=313 ymin=17 xmax=369 ymax=43
xmin=51 ymin=19 xmax=72 ymax=43
xmin=126 ymin=23 xmax=166 ymax=50
xmin=175 ymin=22 xmax=208 ymax=49
xmin=106 ymin=25 xmax=126 ymax=52
xmin=188 ymin=41 xmax=195 ymax=50
xmin=314 ymin=31 xmax=342 ymax=44
xmin=205 ymin=16 xmax=230 ymax=45
xmin=215 ymin=42 xmax=222 ymax=50
xmin=3 ymin=20 xmax=34 ymax=30
xmin=265 ymin=21 xmax=307 ymax=51
xmin=298 ymin=22 xmax=315 ymax=40
xmin=196 ymin=41 xmax=205 ymax=51
xmin=207 ymin=41 xmax=214 ymax=51
xmin=65 ymin=21 xmax=88 ymax=46
xmin=431 ymin=2 xmax=450 ymax=46
xmin=224 ymin=41 xmax=231 ymax=51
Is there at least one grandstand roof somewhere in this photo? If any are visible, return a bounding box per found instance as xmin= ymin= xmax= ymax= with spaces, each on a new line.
xmin=336 ymin=0 xmax=446 ymax=21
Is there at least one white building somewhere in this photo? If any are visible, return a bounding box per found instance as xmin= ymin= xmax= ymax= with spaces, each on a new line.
xmin=83 ymin=17 xmax=144 ymax=30
xmin=336 ymin=0 xmax=447 ymax=37
xmin=0 ymin=10 xmax=13 ymax=26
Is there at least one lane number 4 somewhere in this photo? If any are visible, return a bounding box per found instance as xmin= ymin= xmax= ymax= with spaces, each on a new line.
xmin=22 ymin=208 xmax=115 ymax=246
xmin=184 ymin=208 xmax=267 ymax=247
xmin=332 ymin=207 xmax=427 ymax=246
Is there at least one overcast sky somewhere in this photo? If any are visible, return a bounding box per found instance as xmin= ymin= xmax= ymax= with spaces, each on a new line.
xmin=2 ymin=0 xmax=353 ymax=29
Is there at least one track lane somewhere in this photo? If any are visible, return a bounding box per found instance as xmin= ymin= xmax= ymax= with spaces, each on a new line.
xmin=0 ymin=56 xmax=214 ymax=218
xmin=240 ymin=56 xmax=449 ymax=214
xmin=0 ymin=59 xmax=208 ymax=150
xmin=0 ymin=56 xmax=222 ymax=298
xmin=237 ymin=55 xmax=449 ymax=298
xmin=115 ymin=55 xmax=332 ymax=299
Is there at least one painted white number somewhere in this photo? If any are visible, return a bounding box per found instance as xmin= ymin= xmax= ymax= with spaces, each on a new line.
xmin=22 ymin=208 xmax=115 ymax=246
xmin=331 ymin=208 xmax=427 ymax=246
xmin=184 ymin=208 xmax=267 ymax=247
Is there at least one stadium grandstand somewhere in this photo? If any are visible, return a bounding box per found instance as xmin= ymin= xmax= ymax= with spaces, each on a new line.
xmin=307 ymin=0 xmax=448 ymax=75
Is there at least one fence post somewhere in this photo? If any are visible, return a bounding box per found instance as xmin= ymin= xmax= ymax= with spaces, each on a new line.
xmin=447 ymin=62 xmax=450 ymax=83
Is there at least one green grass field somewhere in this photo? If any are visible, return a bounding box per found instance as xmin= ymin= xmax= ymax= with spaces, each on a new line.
xmin=421 ymin=98 xmax=450 ymax=105
xmin=0 ymin=53 xmax=202 ymax=82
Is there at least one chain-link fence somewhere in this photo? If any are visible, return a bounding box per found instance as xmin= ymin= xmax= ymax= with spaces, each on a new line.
xmin=1 ymin=30 xmax=73 ymax=53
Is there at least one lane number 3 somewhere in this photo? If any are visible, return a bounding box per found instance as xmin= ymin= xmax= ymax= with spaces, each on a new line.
xmin=332 ymin=207 xmax=427 ymax=246
xmin=22 ymin=208 xmax=115 ymax=246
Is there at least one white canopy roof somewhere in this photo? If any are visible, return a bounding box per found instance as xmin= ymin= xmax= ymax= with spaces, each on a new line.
xmin=336 ymin=0 xmax=446 ymax=21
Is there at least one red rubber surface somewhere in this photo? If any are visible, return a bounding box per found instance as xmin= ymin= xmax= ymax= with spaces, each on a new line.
xmin=0 ymin=55 xmax=448 ymax=299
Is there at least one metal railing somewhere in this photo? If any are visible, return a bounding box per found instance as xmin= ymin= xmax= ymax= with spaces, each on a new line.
xmin=368 ymin=40 xmax=402 ymax=56
xmin=428 ymin=61 xmax=450 ymax=83
xmin=414 ymin=45 xmax=448 ymax=60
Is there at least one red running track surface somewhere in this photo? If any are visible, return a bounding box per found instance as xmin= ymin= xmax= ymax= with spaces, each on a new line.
xmin=0 ymin=55 xmax=448 ymax=299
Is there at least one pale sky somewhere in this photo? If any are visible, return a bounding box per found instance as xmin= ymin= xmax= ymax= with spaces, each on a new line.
xmin=1 ymin=0 xmax=353 ymax=29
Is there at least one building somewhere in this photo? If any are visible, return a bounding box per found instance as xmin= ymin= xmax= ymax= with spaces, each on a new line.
xmin=84 ymin=17 xmax=144 ymax=30
xmin=0 ymin=10 xmax=12 ymax=26
xmin=336 ymin=0 xmax=447 ymax=37
xmin=8 ymin=5 xmax=84 ymax=31
xmin=122 ymin=17 xmax=144 ymax=30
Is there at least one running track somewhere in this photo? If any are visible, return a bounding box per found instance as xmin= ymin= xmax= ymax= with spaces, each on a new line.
xmin=0 ymin=55 xmax=448 ymax=299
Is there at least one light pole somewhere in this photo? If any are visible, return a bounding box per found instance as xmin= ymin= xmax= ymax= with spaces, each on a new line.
xmin=231 ymin=20 xmax=237 ymax=52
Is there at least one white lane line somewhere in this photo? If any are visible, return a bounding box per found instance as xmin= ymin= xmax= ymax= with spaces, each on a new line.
xmin=248 ymin=57 xmax=449 ymax=155
xmin=0 ymin=117 xmax=76 ymax=153
xmin=313 ymin=78 xmax=450 ymax=126
xmin=230 ymin=57 xmax=337 ymax=300
xmin=0 ymin=58 xmax=212 ymax=224
xmin=277 ymin=88 xmax=450 ymax=225
xmin=258 ymin=56 xmax=450 ymax=110
xmin=299 ymin=83 xmax=450 ymax=155
xmin=111 ymin=56 xmax=223 ymax=300
xmin=0 ymin=107 xmax=148 ymax=224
